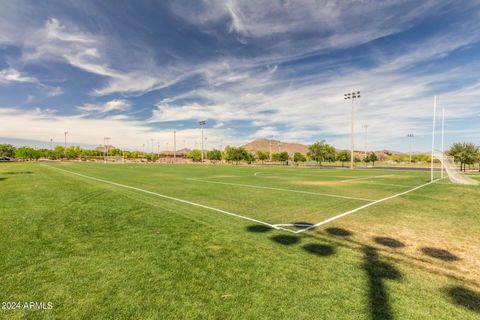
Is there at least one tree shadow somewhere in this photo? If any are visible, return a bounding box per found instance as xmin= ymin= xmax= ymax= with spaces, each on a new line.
xmin=302 ymin=243 xmax=335 ymax=257
xmin=446 ymin=286 xmax=480 ymax=313
xmin=4 ymin=171 xmax=33 ymax=174
xmin=363 ymin=246 xmax=402 ymax=320
xmin=325 ymin=227 xmax=353 ymax=237
xmin=421 ymin=247 xmax=459 ymax=262
xmin=270 ymin=235 xmax=300 ymax=245
xmin=0 ymin=177 xmax=6 ymax=181
xmin=246 ymin=225 xmax=272 ymax=233
xmin=374 ymin=237 xmax=405 ymax=248
xmin=291 ymin=221 xmax=314 ymax=229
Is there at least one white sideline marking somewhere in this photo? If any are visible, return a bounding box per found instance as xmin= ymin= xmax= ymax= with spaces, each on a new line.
xmin=348 ymin=181 xmax=416 ymax=188
xmin=187 ymin=178 xmax=375 ymax=201
xmin=340 ymin=174 xmax=393 ymax=182
xmin=294 ymin=179 xmax=437 ymax=234
xmin=45 ymin=165 xmax=296 ymax=233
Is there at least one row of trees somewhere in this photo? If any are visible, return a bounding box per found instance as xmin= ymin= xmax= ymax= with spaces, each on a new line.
xmin=4 ymin=141 xmax=478 ymax=169
xmin=0 ymin=144 xmax=169 ymax=161
xmin=449 ymin=142 xmax=480 ymax=171
xmin=185 ymin=141 xmax=379 ymax=166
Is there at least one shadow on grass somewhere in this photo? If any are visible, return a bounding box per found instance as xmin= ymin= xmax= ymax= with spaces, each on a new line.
xmin=291 ymin=221 xmax=314 ymax=229
xmin=363 ymin=246 xmax=402 ymax=320
xmin=302 ymin=243 xmax=334 ymax=257
xmin=421 ymin=247 xmax=459 ymax=262
xmin=326 ymin=227 xmax=353 ymax=237
xmin=246 ymin=225 xmax=272 ymax=233
xmin=446 ymin=286 xmax=480 ymax=313
xmin=270 ymin=235 xmax=300 ymax=245
xmin=0 ymin=177 xmax=6 ymax=181
xmin=4 ymin=171 xmax=33 ymax=174
xmin=374 ymin=237 xmax=405 ymax=248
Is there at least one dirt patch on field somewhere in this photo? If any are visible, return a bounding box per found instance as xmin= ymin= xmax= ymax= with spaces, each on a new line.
xmin=294 ymin=180 xmax=343 ymax=186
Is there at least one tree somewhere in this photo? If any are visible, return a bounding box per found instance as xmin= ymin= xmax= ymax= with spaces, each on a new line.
xmin=0 ymin=144 xmax=16 ymax=159
xmin=278 ymin=152 xmax=289 ymax=164
xmin=15 ymin=147 xmax=39 ymax=160
xmin=188 ymin=149 xmax=202 ymax=162
xmin=449 ymin=142 xmax=479 ymax=171
xmin=293 ymin=152 xmax=306 ymax=165
xmin=367 ymin=152 xmax=378 ymax=166
xmin=256 ymin=151 xmax=269 ymax=163
xmin=65 ymin=146 xmax=81 ymax=160
xmin=224 ymin=146 xmax=250 ymax=164
xmin=207 ymin=149 xmax=222 ymax=163
xmin=53 ymin=145 xmax=65 ymax=159
xmin=308 ymin=141 xmax=335 ymax=166
xmin=336 ymin=150 xmax=350 ymax=167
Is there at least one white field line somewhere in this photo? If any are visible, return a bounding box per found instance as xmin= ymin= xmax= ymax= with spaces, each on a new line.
xmin=255 ymin=171 xmax=404 ymax=183
xmin=347 ymin=181 xmax=416 ymax=188
xmin=294 ymin=179 xmax=438 ymax=234
xmin=45 ymin=165 xmax=296 ymax=233
xmin=340 ymin=174 xmax=393 ymax=182
xmin=187 ymin=178 xmax=375 ymax=201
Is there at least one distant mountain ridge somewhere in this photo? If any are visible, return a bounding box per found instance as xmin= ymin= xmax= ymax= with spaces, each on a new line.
xmin=241 ymin=139 xmax=404 ymax=155
xmin=241 ymin=139 xmax=309 ymax=154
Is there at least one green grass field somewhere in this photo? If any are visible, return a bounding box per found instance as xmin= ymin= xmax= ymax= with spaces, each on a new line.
xmin=1 ymin=162 xmax=479 ymax=319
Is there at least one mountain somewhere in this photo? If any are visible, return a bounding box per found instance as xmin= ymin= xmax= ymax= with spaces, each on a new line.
xmin=241 ymin=139 xmax=309 ymax=154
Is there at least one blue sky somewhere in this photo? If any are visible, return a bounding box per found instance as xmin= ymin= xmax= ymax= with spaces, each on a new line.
xmin=0 ymin=0 xmax=479 ymax=152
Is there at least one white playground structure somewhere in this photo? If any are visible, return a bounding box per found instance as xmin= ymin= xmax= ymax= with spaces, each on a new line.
xmin=430 ymin=96 xmax=478 ymax=186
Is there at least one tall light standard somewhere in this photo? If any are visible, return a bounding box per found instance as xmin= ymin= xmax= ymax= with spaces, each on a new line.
xmin=64 ymin=131 xmax=68 ymax=157
xmin=173 ymin=130 xmax=177 ymax=159
xmin=269 ymin=138 xmax=272 ymax=161
xmin=50 ymin=138 xmax=53 ymax=150
xmin=407 ymin=133 xmax=414 ymax=163
xmin=104 ymin=137 xmax=110 ymax=163
xmin=363 ymin=125 xmax=369 ymax=157
xmin=344 ymin=91 xmax=361 ymax=169
xmin=199 ymin=121 xmax=206 ymax=162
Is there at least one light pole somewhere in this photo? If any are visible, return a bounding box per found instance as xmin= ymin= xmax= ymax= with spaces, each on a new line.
xmin=407 ymin=134 xmax=414 ymax=163
xmin=50 ymin=138 xmax=53 ymax=150
xmin=363 ymin=125 xmax=369 ymax=158
xmin=64 ymin=131 xmax=68 ymax=157
xmin=199 ymin=121 xmax=206 ymax=163
xmin=269 ymin=138 xmax=272 ymax=161
xmin=104 ymin=137 xmax=110 ymax=163
xmin=173 ymin=130 xmax=177 ymax=159
xmin=344 ymin=91 xmax=361 ymax=169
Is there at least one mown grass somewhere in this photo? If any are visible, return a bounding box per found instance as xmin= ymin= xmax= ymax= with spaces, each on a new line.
xmin=0 ymin=162 xmax=479 ymax=319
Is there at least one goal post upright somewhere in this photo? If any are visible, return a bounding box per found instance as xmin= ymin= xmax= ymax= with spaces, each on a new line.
xmin=431 ymin=96 xmax=437 ymax=182
xmin=441 ymin=108 xmax=445 ymax=179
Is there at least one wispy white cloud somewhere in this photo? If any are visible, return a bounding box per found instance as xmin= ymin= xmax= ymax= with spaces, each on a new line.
xmin=0 ymin=68 xmax=37 ymax=83
xmin=0 ymin=107 xmax=239 ymax=150
xmin=78 ymin=99 xmax=131 ymax=114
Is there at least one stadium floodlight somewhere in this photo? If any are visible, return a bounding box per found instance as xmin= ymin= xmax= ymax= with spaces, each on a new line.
xmin=344 ymin=91 xmax=361 ymax=169
xmin=50 ymin=138 xmax=53 ymax=150
xmin=64 ymin=131 xmax=68 ymax=156
xmin=104 ymin=137 xmax=110 ymax=164
xmin=363 ymin=124 xmax=369 ymax=157
xmin=173 ymin=130 xmax=177 ymax=159
xmin=407 ymin=134 xmax=414 ymax=163
xmin=198 ymin=121 xmax=206 ymax=162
